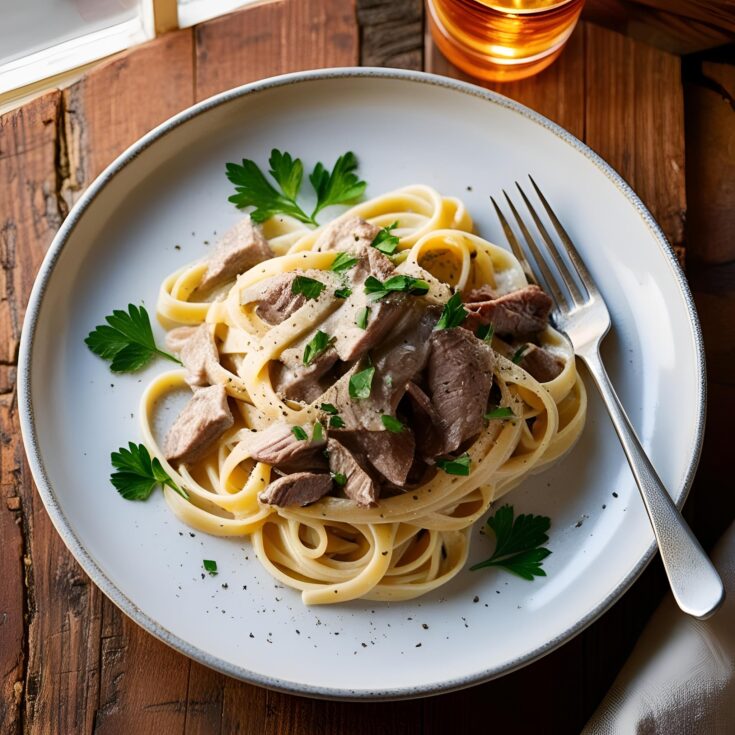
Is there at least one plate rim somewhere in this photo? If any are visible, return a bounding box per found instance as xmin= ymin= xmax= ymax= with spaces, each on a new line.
xmin=17 ymin=66 xmax=706 ymax=701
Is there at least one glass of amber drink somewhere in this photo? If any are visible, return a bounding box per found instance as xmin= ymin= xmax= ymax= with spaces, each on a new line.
xmin=427 ymin=0 xmax=585 ymax=83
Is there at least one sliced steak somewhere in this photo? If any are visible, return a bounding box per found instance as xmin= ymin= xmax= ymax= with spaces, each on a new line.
xmin=164 ymin=385 xmax=234 ymax=465
xmin=314 ymin=216 xmax=380 ymax=252
xmin=518 ymin=344 xmax=564 ymax=383
xmin=327 ymin=438 xmax=378 ymax=507
xmin=165 ymin=325 xmax=198 ymax=353
xmin=199 ymin=218 xmax=272 ymax=292
xmin=464 ymin=285 xmax=552 ymax=339
xmin=406 ymin=381 xmax=443 ymax=459
xmin=172 ymin=323 xmax=219 ymax=388
xmin=426 ymin=328 xmax=494 ymax=454
xmin=258 ymin=472 xmax=332 ymax=507
xmin=247 ymin=421 xmax=326 ymax=467
xmin=271 ymin=347 xmax=339 ymax=403
xmin=465 ymin=284 xmax=498 ymax=303
xmin=332 ymin=428 xmax=415 ymax=487
xmin=255 ymin=272 xmax=305 ymax=325
xmin=315 ymin=364 xmax=386 ymax=431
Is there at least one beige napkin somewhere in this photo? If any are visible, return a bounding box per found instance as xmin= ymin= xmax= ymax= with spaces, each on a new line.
xmin=583 ymin=521 xmax=735 ymax=734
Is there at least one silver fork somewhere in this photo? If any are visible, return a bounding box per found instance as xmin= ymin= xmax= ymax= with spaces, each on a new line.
xmin=492 ymin=177 xmax=724 ymax=620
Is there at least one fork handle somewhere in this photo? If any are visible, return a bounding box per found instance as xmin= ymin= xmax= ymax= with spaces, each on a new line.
xmin=579 ymin=347 xmax=724 ymax=620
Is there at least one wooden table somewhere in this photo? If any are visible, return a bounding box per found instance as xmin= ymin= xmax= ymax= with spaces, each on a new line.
xmin=1 ymin=1 xmax=731 ymax=732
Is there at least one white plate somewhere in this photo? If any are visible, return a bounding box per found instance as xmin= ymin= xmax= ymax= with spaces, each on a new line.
xmin=18 ymin=69 xmax=704 ymax=700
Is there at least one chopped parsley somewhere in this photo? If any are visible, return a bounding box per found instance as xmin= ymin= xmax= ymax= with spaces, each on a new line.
xmin=303 ymin=330 xmax=332 ymax=365
xmin=435 ymin=292 xmax=468 ymax=330
xmin=484 ymin=406 xmax=515 ymax=421
xmin=370 ymin=221 xmax=400 ymax=255
xmin=436 ymin=453 xmax=471 ymax=476
xmin=320 ymin=403 xmax=338 ymax=415
xmin=203 ymin=559 xmax=218 ymax=576
xmin=291 ymin=426 xmax=308 ymax=441
xmin=348 ymin=365 xmax=375 ymax=400
xmin=476 ymin=324 xmax=494 ymax=343
xmin=335 ymin=286 xmax=352 ymax=299
xmin=292 ymin=275 xmax=325 ymax=301
xmin=469 ymin=504 xmax=551 ymax=580
xmin=329 ymin=415 xmax=346 ymax=429
xmin=332 ymin=472 xmax=347 ymax=487
xmin=85 ymin=304 xmax=182 ymax=373
xmin=312 ymin=421 xmax=324 ymax=442
xmin=364 ymin=274 xmax=430 ymax=301
xmin=511 ymin=344 xmax=530 ymax=364
xmin=226 ymin=148 xmax=366 ymax=225
xmin=381 ymin=415 xmax=404 ymax=433
xmin=110 ymin=442 xmax=187 ymax=500
xmin=355 ymin=306 xmax=370 ymax=329
xmin=330 ymin=252 xmax=358 ymax=272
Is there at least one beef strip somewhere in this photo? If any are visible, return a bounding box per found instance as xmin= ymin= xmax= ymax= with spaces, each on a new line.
xmin=315 ymin=364 xmax=386 ymax=431
xmin=465 ymin=284 xmax=498 ymax=303
xmin=426 ymin=328 xmax=494 ymax=454
xmin=199 ymin=218 xmax=272 ymax=292
xmin=405 ymin=381 xmax=443 ymax=459
xmin=170 ymin=323 xmax=219 ymax=388
xmin=164 ymin=385 xmax=234 ymax=465
xmin=332 ymin=428 xmax=415 ymax=487
xmin=271 ymin=346 xmax=340 ymax=403
xmin=518 ymin=344 xmax=564 ymax=383
xmin=314 ymin=216 xmax=380 ymax=252
xmin=327 ymin=438 xmax=378 ymax=507
xmin=165 ymin=325 xmax=198 ymax=353
xmin=247 ymin=421 xmax=326 ymax=467
xmin=464 ymin=285 xmax=552 ymax=338
xmin=258 ymin=472 xmax=332 ymax=507
xmin=255 ymin=272 xmax=305 ymax=325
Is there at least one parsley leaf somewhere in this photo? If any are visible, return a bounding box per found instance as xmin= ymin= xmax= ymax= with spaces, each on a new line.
xmin=332 ymin=472 xmax=347 ymax=487
xmin=335 ymin=286 xmax=352 ymax=299
xmin=330 ymin=252 xmax=358 ymax=272
xmin=370 ymin=221 xmax=400 ymax=255
xmin=476 ymin=324 xmax=494 ymax=343
xmin=312 ymin=421 xmax=324 ymax=442
xmin=329 ymin=415 xmax=345 ymax=429
xmin=484 ymin=406 xmax=515 ymax=420
xmin=381 ymin=415 xmax=404 ymax=433
xmin=469 ymin=505 xmax=551 ymax=580
xmin=356 ymin=306 xmax=370 ymax=329
xmin=226 ymin=151 xmax=313 ymax=224
xmin=320 ymin=403 xmax=338 ymax=415
xmin=364 ymin=274 xmax=430 ymax=301
xmin=292 ymin=275 xmax=325 ymax=301
xmin=292 ymin=426 xmax=308 ymax=441
xmin=349 ymin=365 xmax=375 ymax=400
xmin=309 ymin=152 xmax=367 ymax=219
xmin=435 ymin=292 xmax=468 ymax=330
xmin=512 ymin=344 xmax=530 ymax=364
xmin=86 ymin=304 xmax=181 ymax=373
xmin=203 ymin=559 xmax=218 ymax=575
xmin=436 ymin=453 xmax=471 ymax=476
xmin=303 ymin=330 xmax=332 ymax=365
xmin=110 ymin=442 xmax=187 ymax=501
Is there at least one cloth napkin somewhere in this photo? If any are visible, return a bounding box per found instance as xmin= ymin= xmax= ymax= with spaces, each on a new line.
xmin=583 ymin=522 xmax=735 ymax=734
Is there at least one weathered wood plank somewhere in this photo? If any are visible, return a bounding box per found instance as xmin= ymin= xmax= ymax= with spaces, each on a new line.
xmin=357 ymin=0 xmax=424 ymax=69
xmin=194 ymin=0 xmax=359 ymax=102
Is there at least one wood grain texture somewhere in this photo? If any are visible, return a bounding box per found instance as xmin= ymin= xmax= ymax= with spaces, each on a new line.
xmin=194 ymin=0 xmax=358 ymax=101
xmin=357 ymin=0 xmax=424 ymax=69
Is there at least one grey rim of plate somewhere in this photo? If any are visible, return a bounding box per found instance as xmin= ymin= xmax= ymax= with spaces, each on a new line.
xmin=17 ymin=67 xmax=706 ymax=701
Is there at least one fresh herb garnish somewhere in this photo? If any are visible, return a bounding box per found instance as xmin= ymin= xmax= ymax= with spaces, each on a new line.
xmin=511 ymin=344 xmax=530 ymax=364
xmin=436 ymin=453 xmax=471 ymax=476
xmin=110 ymin=442 xmax=187 ymax=500
xmin=312 ymin=421 xmax=324 ymax=442
xmin=477 ymin=324 xmax=494 ymax=343
xmin=363 ymin=274 xmax=430 ymax=301
xmin=291 ymin=426 xmax=308 ymax=441
xmin=303 ymin=330 xmax=332 ymax=365
xmin=381 ymin=415 xmax=405 ymax=433
xmin=292 ymin=275 xmax=325 ymax=301
xmin=85 ymin=304 xmax=181 ymax=373
xmin=203 ymin=559 xmax=218 ymax=576
xmin=309 ymin=151 xmax=367 ymax=220
xmin=330 ymin=252 xmax=358 ymax=272
xmin=348 ymin=365 xmax=375 ymax=400
xmin=332 ymin=472 xmax=347 ymax=487
xmin=320 ymin=403 xmax=338 ymax=415
xmin=356 ymin=306 xmax=370 ymax=329
xmin=484 ymin=406 xmax=515 ymax=421
xmin=329 ymin=415 xmax=346 ymax=429
xmin=335 ymin=286 xmax=352 ymax=299
xmin=469 ymin=504 xmax=551 ymax=580
xmin=370 ymin=221 xmax=400 ymax=255
xmin=435 ymin=292 xmax=468 ymax=330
